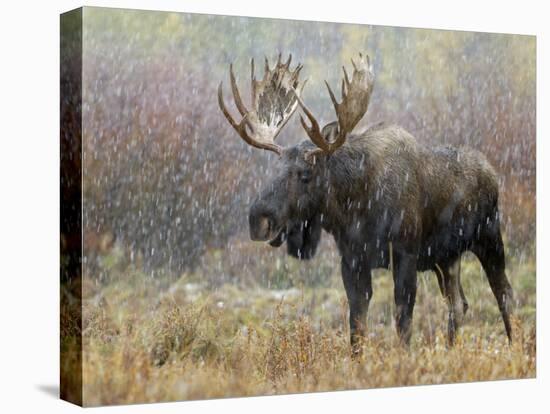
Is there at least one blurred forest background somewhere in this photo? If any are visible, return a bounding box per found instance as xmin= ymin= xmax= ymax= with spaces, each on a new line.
xmin=81 ymin=8 xmax=535 ymax=281
xmin=62 ymin=7 xmax=536 ymax=404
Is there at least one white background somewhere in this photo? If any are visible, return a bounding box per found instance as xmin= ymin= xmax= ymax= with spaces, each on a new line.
xmin=0 ymin=0 xmax=547 ymax=412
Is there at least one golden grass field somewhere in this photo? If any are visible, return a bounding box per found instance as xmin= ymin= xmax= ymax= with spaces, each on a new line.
xmin=63 ymin=240 xmax=535 ymax=406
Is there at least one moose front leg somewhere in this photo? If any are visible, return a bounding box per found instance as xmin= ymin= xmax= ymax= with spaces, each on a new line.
xmin=392 ymin=250 xmax=417 ymax=346
xmin=341 ymin=256 xmax=372 ymax=356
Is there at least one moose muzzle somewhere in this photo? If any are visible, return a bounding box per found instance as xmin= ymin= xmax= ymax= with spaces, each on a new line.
xmin=248 ymin=201 xmax=283 ymax=242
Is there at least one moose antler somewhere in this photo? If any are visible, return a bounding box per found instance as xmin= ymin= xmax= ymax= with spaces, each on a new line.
xmin=297 ymin=53 xmax=374 ymax=160
xmin=218 ymin=54 xmax=305 ymax=155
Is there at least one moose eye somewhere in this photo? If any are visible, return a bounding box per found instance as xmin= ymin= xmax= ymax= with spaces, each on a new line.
xmin=299 ymin=170 xmax=312 ymax=184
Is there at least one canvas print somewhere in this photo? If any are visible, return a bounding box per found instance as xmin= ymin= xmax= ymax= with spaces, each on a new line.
xmin=60 ymin=7 xmax=536 ymax=407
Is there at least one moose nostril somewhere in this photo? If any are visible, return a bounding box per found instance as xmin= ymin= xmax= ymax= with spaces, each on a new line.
xmin=257 ymin=216 xmax=271 ymax=237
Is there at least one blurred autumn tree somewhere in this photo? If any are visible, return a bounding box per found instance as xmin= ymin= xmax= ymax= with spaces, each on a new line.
xmin=80 ymin=7 xmax=535 ymax=277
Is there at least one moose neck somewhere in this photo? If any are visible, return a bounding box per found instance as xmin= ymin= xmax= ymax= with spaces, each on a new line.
xmin=318 ymin=143 xmax=374 ymax=236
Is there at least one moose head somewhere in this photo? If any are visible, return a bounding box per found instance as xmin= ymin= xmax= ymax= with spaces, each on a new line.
xmin=218 ymin=53 xmax=374 ymax=260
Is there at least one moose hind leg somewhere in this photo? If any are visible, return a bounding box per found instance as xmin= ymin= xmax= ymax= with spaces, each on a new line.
xmin=473 ymin=230 xmax=513 ymax=342
xmin=435 ymin=261 xmax=468 ymax=315
xmin=437 ymin=259 xmax=465 ymax=346
xmin=341 ymin=256 xmax=372 ymax=356
xmin=459 ymin=280 xmax=469 ymax=315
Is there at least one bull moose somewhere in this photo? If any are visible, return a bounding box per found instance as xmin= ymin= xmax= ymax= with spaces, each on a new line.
xmin=218 ymin=53 xmax=513 ymax=351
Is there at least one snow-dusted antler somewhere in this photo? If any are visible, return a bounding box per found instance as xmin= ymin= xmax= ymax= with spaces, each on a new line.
xmin=218 ymin=54 xmax=305 ymax=155
xmin=297 ymin=53 xmax=374 ymax=161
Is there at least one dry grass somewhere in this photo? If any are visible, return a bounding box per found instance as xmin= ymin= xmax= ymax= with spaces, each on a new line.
xmin=68 ymin=245 xmax=536 ymax=407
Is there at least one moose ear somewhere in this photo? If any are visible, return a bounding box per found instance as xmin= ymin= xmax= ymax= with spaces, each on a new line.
xmin=287 ymin=214 xmax=322 ymax=260
xmin=321 ymin=121 xmax=339 ymax=142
